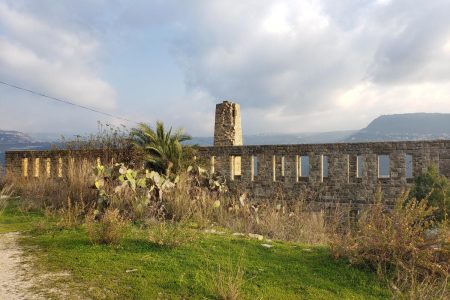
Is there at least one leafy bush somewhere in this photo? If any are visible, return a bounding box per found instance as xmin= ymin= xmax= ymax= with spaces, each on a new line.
xmin=61 ymin=122 xmax=139 ymax=166
xmin=330 ymin=194 xmax=450 ymax=299
xmin=410 ymin=165 xmax=449 ymax=222
xmin=86 ymin=208 xmax=128 ymax=245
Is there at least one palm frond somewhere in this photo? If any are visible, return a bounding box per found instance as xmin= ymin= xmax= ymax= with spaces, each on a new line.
xmin=130 ymin=121 xmax=191 ymax=176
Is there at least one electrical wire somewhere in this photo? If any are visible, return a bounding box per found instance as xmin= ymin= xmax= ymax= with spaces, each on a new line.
xmin=0 ymin=80 xmax=136 ymax=124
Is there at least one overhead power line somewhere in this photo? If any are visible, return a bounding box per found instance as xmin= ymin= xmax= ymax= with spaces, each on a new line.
xmin=0 ymin=79 xmax=136 ymax=124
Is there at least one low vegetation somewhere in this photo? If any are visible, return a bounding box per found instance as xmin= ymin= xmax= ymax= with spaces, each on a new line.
xmin=331 ymin=193 xmax=449 ymax=299
xmin=147 ymin=221 xmax=197 ymax=248
xmin=0 ymin=205 xmax=390 ymax=299
xmin=410 ymin=165 xmax=449 ymax=222
xmin=214 ymin=258 xmax=245 ymax=300
xmin=85 ymin=208 xmax=128 ymax=245
xmin=0 ymin=122 xmax=449 ymax=299
xmin=0 ymin=184 xmax=13 ymax=213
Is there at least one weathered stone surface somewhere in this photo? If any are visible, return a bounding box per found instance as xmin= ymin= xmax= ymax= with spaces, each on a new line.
xmin=214 ymin=101 xmax=242 ymax=146
xmin=198 ymin=141 xmax=450 ymax=206
xmin=4 ymin=149 xmax=136 ymax=180
xmin=206 ymin=102 xmax=450 ymax=206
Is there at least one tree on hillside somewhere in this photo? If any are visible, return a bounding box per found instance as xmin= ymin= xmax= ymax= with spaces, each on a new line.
xmin=130 ymin=122 xmax=191 ymax=176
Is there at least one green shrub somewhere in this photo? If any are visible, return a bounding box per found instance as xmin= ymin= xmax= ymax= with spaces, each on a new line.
xmin=409 ymin=165 xmax=449 ymax=222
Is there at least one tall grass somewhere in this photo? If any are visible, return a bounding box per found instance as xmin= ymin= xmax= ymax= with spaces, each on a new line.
xmin=147 ymin=221 xmax=197 ymax=248
xmin=0 ymin=184 xmax=14 ymax=213
xmin=214 ymin=262 xmax=245 ymax=300
xmin=158 ymin=173 xmax=331 ymax=244
xmin=4 ymin=158 xmax=97 ymax=211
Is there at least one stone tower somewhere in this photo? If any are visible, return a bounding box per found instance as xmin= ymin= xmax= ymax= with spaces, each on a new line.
xmin=214 ymin=101 xmax=243 ymax=146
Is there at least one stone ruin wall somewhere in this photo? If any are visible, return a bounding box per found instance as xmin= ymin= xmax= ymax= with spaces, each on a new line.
xmin=214 ymin=101 xmax=243 ymax=146
xmin=207 ymin=100 xmax=450 ymax=206
xmin=4 ymin=100 xmax=450 ymax=207
xmin=198 ymin=141 xmax=450 ymax=207
xmin=4 ymin=149 xmax=135 ymax=179
xmin=5 ymin=141 xmax=450 ymax=207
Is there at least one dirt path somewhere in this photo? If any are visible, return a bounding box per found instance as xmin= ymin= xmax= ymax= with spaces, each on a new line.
xmin=0 ymin=232 xmax=42 ymax=300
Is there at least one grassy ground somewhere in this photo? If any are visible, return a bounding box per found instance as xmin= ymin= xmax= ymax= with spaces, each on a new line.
xmin=0 ymin=206 xmax=391 ymax=299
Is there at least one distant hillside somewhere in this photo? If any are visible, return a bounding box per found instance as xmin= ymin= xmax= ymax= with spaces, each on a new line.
xmin=190 ymin=113 xmax=450 ymax=145
xmin=0 ymin=130 xmax=33 ymax=144
xmin=2 ymin=113 xmax=450 ymax=167
xmin=0 ymin=130 xmax=52 ymax=167
xmin=188 ymin=130 xmax=357 ymax=146
xmin=347 ymin=113 xmax=450 ymax=142
xmin=0 ymin=143 xmax=53 ymax=167
xmin=244 ymin=131 xmax=357 ymax=145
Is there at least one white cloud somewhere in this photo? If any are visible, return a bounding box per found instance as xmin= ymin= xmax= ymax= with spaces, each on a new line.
xmin=262 ymin=4 xmax=292 ymax=35
xmin=1 ymin=0 xmax=450 ymax=136
xmin=0 ymin=2 xmax=116 ymax=111
xmin=167 ymin=0 xmax=450 ymax=133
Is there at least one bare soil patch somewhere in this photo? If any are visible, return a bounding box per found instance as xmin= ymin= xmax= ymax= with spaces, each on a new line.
xmin=0 ymin=232 xmax=42 ymax=300
xmin=0 ymin=232 xmax=76 ymax=300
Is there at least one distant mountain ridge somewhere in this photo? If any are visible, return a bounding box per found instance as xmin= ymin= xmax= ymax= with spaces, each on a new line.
xmin=188 ymin=130 xmax=357 ymax=146
xmin=346 ymin=113 xmax=450 ymax=142
xmin=2 ymin=113 xmax=450 ymax=167
xmin=0 ymin=130 xmax=33 ymax=144
xmin=190 ymin=113 xmax=450 ymax=145
xmin=0 ymin=130 xmax=51 ymax=167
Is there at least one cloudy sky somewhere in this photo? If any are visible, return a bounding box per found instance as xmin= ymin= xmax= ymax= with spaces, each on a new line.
xmin=0 ymin=0 xmax=450 ymax=137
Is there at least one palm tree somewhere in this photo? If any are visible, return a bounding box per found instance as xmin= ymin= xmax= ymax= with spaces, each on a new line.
xmin=131 ymin=121 xmax=191 ymax=176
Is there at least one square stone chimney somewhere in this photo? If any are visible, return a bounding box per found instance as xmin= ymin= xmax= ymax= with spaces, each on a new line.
xmin=214 ymin=101 xmax=243 ymax=146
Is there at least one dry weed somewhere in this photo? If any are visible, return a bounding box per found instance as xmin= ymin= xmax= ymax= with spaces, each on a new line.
xmin=330 ymin=193 xmax=450 ymax=299
xmin=214 ymin=262 xmax=245 ymax=300
xmin=86 ymin=208 xmax=128 ymax=245
xmin=4 ymin=157 xmax=96 ymax=212
xmin=57 ymin=197 xmax=86 ymax=229
xmin=0 ymin=184 xmax=14 ymax=213
xmin=162 ymin=175 xmax=330 ymax=245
